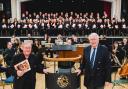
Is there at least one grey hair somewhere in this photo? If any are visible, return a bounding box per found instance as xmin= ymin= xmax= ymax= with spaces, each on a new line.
xmin=88 ymin=33 xmax=99 ymax=40
xmin=22 ymin=42 xmax=32 ymax=48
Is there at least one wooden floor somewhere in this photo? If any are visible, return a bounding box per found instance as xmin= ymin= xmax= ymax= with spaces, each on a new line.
xmin=0 ymin=62 xmax=128 ymax=89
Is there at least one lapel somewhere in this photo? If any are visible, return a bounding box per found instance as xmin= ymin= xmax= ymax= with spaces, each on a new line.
xmin=93 ymin=45 xmax=101 ymax=68
xmin=85 ymin=46 xmax=91 ymax=63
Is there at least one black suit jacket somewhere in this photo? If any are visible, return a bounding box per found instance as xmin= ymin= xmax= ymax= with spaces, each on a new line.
xmin=80 ymin=45 xmax=111 ymax=87
xmin=11 ymin=53 xmax=44 ymax=89
xmin=3 ymin=48 xmax=15 ymax=66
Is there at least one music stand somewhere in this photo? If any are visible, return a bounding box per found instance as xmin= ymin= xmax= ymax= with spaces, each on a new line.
xmin=41 ymin=41 xmax=46 ymax=45
xmin=52 ymin=45 xmax=76 ymax=51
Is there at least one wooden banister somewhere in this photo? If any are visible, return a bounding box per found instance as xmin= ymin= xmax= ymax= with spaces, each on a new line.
xmin=44 ymin=55 xmax=82 ymax=62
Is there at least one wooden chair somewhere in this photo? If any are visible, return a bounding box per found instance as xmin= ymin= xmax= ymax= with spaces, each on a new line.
xmin=0 ymin=72 xmax=13 ymax=89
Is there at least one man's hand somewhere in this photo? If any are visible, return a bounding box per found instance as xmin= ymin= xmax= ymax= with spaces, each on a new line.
xmin=105 ymin=82 xmax=112 ymax=87
xmin=43 ymin=69 xmax=48 ymax=74
xmin=75 ymin=69 xmax=81 ymax=76
xmin=17 ymin=70 xmax=25 ymax=77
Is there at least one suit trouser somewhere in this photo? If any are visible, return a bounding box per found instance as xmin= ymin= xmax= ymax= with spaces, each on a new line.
xmin=86 ymin=78 xmax=104 ymax=89
xmin=87 ymin=86 xmax=104 ymax=89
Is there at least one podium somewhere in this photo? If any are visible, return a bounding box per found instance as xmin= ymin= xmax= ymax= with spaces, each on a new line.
xmin=45 ymin=73 xmax=80 ymax=89
xmin=44 ymin=55 xmax=82 ymax=89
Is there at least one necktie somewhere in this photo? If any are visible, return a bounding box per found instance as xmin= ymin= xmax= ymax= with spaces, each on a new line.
xmin=90 ymin=48 xmax=96 ymax=68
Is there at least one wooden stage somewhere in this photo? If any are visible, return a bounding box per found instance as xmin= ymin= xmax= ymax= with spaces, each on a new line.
xmin=0 ymin=62 xmax=128 ymax=89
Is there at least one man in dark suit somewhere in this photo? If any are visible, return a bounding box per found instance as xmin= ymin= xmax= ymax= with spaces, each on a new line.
xmin=121 ymin=38 xmax=128 ymax=58
xmin=76 ymin=33 xmax=111 ymax=89
xmin=11 ymin=42 xmax=48 ymax=89
xmin=3 ymin=42 xmax=15 ymax=66
xmin=3 ymin=42 xmax=15 ymax=77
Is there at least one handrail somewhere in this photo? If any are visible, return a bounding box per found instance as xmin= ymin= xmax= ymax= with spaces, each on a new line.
xmin=44 ymin=55 xmax=82 ymax=62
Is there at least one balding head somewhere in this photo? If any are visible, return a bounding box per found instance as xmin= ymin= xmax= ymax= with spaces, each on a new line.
xmin=7 ymin=42 xmax=13 ymax=49
xmin=123 ymin=38 xmax=127 ymax=45
xmin=88 ymin=33 xmax=99 ymax=48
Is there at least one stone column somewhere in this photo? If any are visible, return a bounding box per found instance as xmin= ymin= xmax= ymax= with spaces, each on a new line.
xmin=16 ymin=0 xmax=21 ymax=20
xmin=11 ymin=0 xmax=17 ymax=19
xmin=11 ymin=0 xmax=31 ymax=19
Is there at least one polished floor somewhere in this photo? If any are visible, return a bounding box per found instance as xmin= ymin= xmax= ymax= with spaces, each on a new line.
xmin=0 ymin=62 xmax=128 ymax=89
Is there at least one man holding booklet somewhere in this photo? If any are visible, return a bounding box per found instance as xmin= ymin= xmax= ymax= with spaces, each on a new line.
xmin=11 ymin=42 xmax=48 ymax=89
